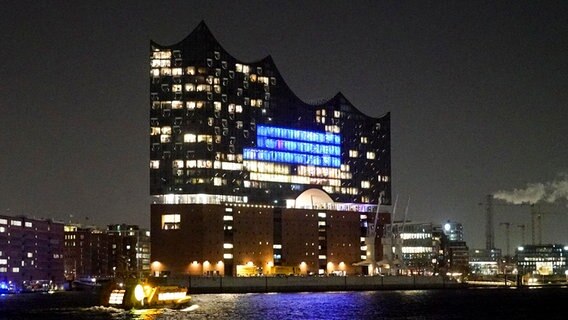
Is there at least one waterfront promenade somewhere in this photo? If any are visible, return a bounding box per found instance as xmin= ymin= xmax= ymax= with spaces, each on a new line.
xmin=168 ymin=275 xmax=466 ymax=294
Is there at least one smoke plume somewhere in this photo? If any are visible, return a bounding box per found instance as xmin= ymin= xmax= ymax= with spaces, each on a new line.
xmin=493 ymin=174 xmax=568 ymax=205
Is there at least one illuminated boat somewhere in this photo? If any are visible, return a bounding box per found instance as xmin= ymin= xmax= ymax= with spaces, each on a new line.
xmin=106 ymin=278 xmax=191 ymax=309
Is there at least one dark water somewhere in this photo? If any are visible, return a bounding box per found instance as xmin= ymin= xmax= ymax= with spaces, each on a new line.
xmin=1 ymin=287 xmax=567 ymax=319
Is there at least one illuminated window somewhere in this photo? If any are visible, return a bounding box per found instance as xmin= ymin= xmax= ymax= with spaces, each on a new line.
xmin=172 ymin=68 xmax=183 ymax=76
xmin=160 ymin=126 xmax=171 ymax=135
xmin=361 ymin=137 xmax=368 ymax=144
xmin=172 ymin=101 xmax=183 ymax=109
xmin=0 ymin=219 xmax=6 ymax=225
xmin=349 ymin=150 xmax=358 ymax=158
xmin=361 ymin=181 xmax=370 ymax=189
xmin=160 ymin=68 xmax=171 ymax=76
xmin=186 ymin=66 xmax=195 ymax=75
xmin=161 ymin=214 xmax=180 ymax=230
xmin=366 ymin=152 xmax=375 ymax=159
xmin=11 ymin=220 xmax=21 ymax=227
xmin=185 ymin=84 xmax=195 ymax=92
xmin=150 ymin=160 xmax=160 ymax=169
xmin=196 ymin=84 xmax=210 ymax=92
xmin=160 ymin=135 xmax=171 ymax=143
xmin=184 ymin=134 xmax=196 ymax=143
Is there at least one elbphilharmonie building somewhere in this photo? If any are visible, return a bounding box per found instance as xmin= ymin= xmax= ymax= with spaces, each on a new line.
xmin=150 ymin=22 xmax=391 ymax=276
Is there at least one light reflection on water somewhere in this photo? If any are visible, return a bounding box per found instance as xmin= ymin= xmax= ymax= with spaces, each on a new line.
xmin=1 ymin=288 xmax=568 ymax=319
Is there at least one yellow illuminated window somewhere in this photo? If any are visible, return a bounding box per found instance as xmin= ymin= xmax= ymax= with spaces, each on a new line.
xmin=161 ymin=214 xmax=180 ymax=230
xmin=184 ymin=134 xmax=196 ymax=143
xmin=172 ymin=101 xmax=183 ymax=109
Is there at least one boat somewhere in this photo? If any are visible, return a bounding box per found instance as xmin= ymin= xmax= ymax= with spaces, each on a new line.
xmin=104 ymin=277 xmax=191 ymax=309
xmin=72 ymin=277 xmax=113 ymax=291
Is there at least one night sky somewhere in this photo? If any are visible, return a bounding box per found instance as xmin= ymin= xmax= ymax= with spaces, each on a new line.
xmin=1 ymin=1 xmax=567 ymax=250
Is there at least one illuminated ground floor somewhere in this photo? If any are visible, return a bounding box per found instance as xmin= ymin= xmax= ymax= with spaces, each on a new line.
xmin=150 ymin=202 xmax=390 ymax=277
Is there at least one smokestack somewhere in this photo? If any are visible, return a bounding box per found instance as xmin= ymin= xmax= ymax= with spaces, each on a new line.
xmin=485 ymin=194 xmax=494 ymax=250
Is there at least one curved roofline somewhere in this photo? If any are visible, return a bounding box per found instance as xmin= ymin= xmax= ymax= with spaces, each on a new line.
xmin=151 ymin=21 xmax=389 ymax=121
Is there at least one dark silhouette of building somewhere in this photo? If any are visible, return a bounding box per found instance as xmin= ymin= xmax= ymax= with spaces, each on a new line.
xmin=64 ymin=224 xmax=150 ymax=280
xmin=64 ymin=225 xmax=109 ymax=280
xmin=107 ymin=224 xmax=151 ymax=278
xmin=0 ymin=214 xmax=64 ymax=291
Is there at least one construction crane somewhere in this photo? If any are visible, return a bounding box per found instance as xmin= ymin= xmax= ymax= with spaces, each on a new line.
xmin=517 ymin=224 xmax=526 ymax=245
xmin=499 ymin=222 xmax=511 ymax=257
xmin=485 ymin=197 xmax=566 ymax=246
xmin=529 ymin=205 xmax=567 ymax=245
xmin=480 ymin=195 xmax=531 ymax=249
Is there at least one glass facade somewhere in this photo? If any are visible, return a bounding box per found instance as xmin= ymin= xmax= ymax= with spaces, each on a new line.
xmin=150 ymin=22 xmax=391 ymax=206
xmin=516 ymin=244 xmax=568 ymax=276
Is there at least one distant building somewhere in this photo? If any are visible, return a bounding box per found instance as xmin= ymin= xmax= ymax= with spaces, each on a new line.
xmin=0 ymin=215 xmax=64 ymax=291
xmin=107 ymin=224 xmax=151 ymax=278
xmin=445 ymin=241 xmax=469 ymax=275
xmin=469 ymin=248 xmax=501 ymax=276
xmin=379 ymin=222 xmax=442 ymax=275
xmin=515 ymin=244 xmax=568 ymax=284
xmin=63 ymin=224 xmax=151 ymax=280
xmin=442 ymin=220 xmax=464 ymax=242
xmin=149 ymin=22 xmax=391 ymax=276
xmin=63 ymin=224 xmax=109 ymax=280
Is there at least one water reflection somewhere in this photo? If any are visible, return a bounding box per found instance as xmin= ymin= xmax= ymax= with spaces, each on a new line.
xmin=2 ymin=289 xmax=568 ymax=319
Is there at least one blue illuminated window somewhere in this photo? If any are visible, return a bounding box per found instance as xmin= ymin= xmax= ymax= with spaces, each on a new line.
xmin=257 ymin=137 xmax=340 ymax=156
xmin=243 ymin=125 xmax=342 ymax=168
xmin=243 ymin=125 xmax=341 ymax=167
xmin=257 ymin=125 xmax=340 ymax=145
xmin=243 ymin=149 xmax=341 ymax=167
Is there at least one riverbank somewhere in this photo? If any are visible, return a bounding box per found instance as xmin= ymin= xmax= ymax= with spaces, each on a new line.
xmin=167 ymin=275 xmax=467 ymax=294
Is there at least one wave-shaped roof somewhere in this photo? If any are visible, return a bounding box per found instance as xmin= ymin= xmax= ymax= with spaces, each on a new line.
xmin=151 ymin=21 xmax=388 ymax=120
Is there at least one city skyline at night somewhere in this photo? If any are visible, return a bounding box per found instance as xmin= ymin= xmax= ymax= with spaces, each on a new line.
xmin=1 ymin=1 xmax=567 ymax=250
